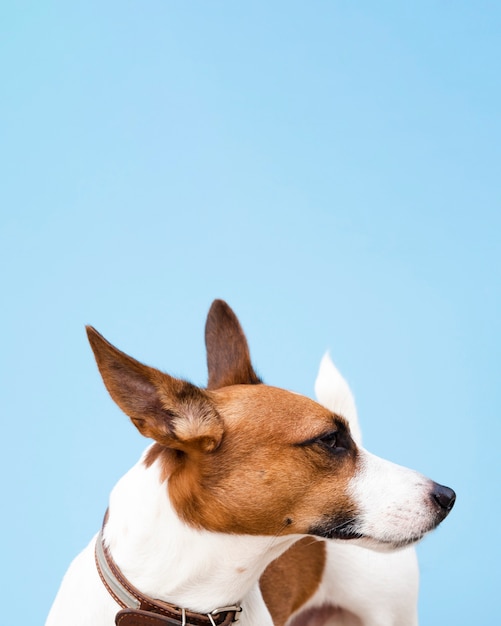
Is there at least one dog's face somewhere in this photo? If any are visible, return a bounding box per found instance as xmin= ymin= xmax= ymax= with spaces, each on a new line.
xmin=87 ymin=300 xmax=454 ymax=550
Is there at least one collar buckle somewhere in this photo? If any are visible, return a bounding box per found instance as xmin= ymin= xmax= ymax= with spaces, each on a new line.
xmin=210 ymin=606 xmax=242 ymax=624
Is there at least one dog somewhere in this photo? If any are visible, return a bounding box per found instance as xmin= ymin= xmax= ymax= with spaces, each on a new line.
xmin=46 ymin=300 xmax=455 ymax=626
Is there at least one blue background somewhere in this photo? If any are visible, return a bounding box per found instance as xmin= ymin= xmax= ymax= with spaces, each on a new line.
xmin=1 ymin=2 xmax=499 ymax=624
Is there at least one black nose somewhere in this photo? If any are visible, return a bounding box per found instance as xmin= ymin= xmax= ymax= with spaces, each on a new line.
xmin=431 ymin=483 xmax=456 ymax=517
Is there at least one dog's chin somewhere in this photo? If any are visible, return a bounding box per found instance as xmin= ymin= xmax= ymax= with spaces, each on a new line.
xmin=343 ymin=533 xmax=426 ymax=552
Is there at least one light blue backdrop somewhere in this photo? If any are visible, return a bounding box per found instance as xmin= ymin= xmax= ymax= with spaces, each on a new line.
xmin=1 ymin=2 xmax=499 ymax=624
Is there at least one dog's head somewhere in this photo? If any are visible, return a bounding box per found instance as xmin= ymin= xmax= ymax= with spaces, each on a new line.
xmin=87 ymin=299 xmax=454 ymax=550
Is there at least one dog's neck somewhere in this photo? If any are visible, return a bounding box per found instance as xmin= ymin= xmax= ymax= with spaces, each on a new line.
xmin=102 ymin=449 xmax=298 ymax=621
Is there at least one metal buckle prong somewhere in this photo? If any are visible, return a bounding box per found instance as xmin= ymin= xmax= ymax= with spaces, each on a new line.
xmin=207 ymin=614 xmax=217 ymax=626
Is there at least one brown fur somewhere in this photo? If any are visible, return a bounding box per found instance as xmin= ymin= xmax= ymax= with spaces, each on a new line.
xmin=261 ymin=538 xmax=327 ymax=626
xmin=170 ymin=385 xmax=358 ymax=535
xmin=205 ymin=299 xmax=262 ymax=389
xmin=289 ymin=606 xmax=362 ymax=626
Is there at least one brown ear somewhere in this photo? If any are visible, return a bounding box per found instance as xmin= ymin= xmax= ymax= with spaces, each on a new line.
xmin=86 ymin=326 xmax=223 ymax=452
xmin=205 ymin=299 xmax=262 ymax=390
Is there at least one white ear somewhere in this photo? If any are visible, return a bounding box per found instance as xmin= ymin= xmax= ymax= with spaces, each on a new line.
xmin=314 ymin=352 xmax=362 ymax=445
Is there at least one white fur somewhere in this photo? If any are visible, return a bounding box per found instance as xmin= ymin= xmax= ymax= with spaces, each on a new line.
xmin=46 ymin=451 xmax=301 ymax=626
xmin=306 ymin=353 xmax=419 ymax=626
xmin=314 ymin=353 xmax=362 ymax=446
xmin=351 ymin=451 xmax=436 ymax=548
xmin=293 ymin=542 xmax=418 ymax=626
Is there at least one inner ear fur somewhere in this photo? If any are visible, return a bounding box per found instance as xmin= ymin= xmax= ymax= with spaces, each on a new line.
xmin=86 ymin=326 xmax=223 ymax=452
xmin=205 ymin=299 xmax=262 ymax=389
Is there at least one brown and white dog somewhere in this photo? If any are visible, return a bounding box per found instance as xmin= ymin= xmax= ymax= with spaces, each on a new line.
xmin=46 ymin=300 xmax=455 ymax=626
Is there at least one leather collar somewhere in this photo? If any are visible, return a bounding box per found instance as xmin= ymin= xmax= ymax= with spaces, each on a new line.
xmin=95 ymin=527 xmax=241 ymax=626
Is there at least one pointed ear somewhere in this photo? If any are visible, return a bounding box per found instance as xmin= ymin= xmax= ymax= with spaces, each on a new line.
xmin=315 ymin=352 xmax=362 ymax=445
xmin=86 ymin=326 xmax=223 ymax=452
xmin=205 ymin=299 xmax=262 ymax=390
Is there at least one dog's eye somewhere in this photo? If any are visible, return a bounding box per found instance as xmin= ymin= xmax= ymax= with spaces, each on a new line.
xmin=296 ymin=430 xmax=347 ymax=452
xmin=317 ymin=431 xmax=342 ymax=451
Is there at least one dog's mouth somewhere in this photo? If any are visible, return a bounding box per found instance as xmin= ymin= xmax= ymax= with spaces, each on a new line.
xmin=326 ymin=520 xmax=365 ymax=541
xmin=308 ymin=519 xmax=364 ymax=541
xmin=309 ymin=519 xmax=426 ymax=549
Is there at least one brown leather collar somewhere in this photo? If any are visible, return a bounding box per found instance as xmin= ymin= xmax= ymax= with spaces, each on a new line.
xmin=95 ymin=528 xmax=241 ymax=626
